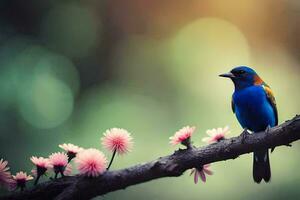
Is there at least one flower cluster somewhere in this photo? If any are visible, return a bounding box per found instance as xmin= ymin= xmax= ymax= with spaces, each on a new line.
xmin=0 ymin=127 xmax=134 ymax=192
xmin=0 ymin=124 xmax=230 ymax=192
xmin=169 ymin=125 xmax=230 ymax=184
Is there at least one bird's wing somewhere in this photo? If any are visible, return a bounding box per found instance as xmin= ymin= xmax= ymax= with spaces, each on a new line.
xmin=262 ymin=83 xmax=278 ymax=125
xmin=231 ymin=96 xmax=235 ymax=113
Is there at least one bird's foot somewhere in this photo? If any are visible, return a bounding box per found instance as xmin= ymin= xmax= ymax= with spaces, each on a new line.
xmin=265 ymin=125 xmax=271 ymax=134
xmin=240 ymin=128 xmax=249 ymax=144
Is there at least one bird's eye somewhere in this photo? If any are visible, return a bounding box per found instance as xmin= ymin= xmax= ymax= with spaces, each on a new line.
xmin=237 ymin=70 xmax=245 ymax=75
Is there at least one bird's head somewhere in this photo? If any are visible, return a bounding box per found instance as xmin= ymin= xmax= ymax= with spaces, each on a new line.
xmin=219 ymin=66 xmax=263 ymax=90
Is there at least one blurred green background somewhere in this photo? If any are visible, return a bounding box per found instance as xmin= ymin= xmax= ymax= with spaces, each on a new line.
xmin=1 ymin=0 xmax=300 ymax=199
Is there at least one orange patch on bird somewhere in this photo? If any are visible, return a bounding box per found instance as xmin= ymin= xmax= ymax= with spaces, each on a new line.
xmin=254 ymin=75 xmax=264 ymax=85
xmin=263 ymin=85 xmax=274 ymax=97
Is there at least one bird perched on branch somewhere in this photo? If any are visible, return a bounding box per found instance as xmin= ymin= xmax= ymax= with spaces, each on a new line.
xmin=220 ymin=66 xmax=278 ymax=183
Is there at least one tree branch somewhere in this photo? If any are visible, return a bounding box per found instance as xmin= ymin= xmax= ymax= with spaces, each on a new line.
xmin=2 ymin=115 xmax=300 ymax=200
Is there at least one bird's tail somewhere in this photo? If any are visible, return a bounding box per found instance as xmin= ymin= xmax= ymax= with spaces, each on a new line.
xmin=253 ymin=150 xmax=271 ymax=183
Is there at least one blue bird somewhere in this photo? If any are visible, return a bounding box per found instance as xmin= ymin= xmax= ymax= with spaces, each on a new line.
xmin=220 ymin=66 xmax=278 ymax=183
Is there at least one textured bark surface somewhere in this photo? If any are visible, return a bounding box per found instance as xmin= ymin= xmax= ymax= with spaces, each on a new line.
xmin=2 ymin=115 xmax=300 ymax=200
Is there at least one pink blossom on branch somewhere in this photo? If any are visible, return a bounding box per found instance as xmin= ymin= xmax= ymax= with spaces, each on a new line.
xmin=0 ymin=159 xmax=14 ymax=190
xmin=101 ymin=128 xmax=133 ymax=170
xmin=101 ymin=128 xmax=133 ymax=155
xmin=75 ymin=148 xmax=107 ymax=177
xmin=48 ymin=152 xmax=68 ymax=179
xmin=30 ymin=156 xmax=50 ymax=185
xmin=202 ymin=126 xmax=230 ymax=144
xmin=190 ymin=164 xmax=213 ymax=184
xmin=59 ymin=143 xmax=84 ymax=162
xmin=30 ymin=156 xmax=50 ymax=169
xmin=169 ymin=126 xmax=196 ymax=148
xmin=12 ymin=171 xmax=33 ymax=191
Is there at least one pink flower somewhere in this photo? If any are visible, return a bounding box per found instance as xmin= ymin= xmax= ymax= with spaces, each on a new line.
xmin=190 ymin=164 xmax=213 ymax=184
xmin=0 ymin=159 xmax=14 ymax=190
xmin=59 ymin=143 xmax=83 ymax=161
xmin=49 ymin=152 xmax=68 ymax=167
xmin=75 ymin=148 xmax=107 ymax=177
xmin=48 ymin=152 xmax=68 ymax=178
xmin=169 ymin=126 xmax=196 ymax=147
xmin=30 ymin=156 xmax=50 ymax=169
xmin=30 ymin=156 xmax=50 ymax=185
xmin=30 ymin=156 xmax=50 ymax=174
xmin=101 ymin=128 xmax=133 ymax=155
xmin=202 ymin=126 xmax=230 ymax=144
xmin=12 ymin=171 xmax=33 ymax=191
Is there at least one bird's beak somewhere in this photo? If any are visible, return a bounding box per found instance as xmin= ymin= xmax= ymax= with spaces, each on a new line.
xmin=219 ymin=72 xmax=235 ymax=78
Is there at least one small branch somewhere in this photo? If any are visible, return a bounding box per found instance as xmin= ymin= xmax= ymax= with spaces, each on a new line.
xmin=2 ymin=115 xmax=300 ymax=200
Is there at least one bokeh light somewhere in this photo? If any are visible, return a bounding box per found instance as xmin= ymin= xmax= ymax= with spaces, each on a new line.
xmin=168 ymin=17 xmax=250 ymax=92
xmin=41 ymin=2 xmax=102 ymax=58
xmin=19 ymin=73 xmax=73 ymax=129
